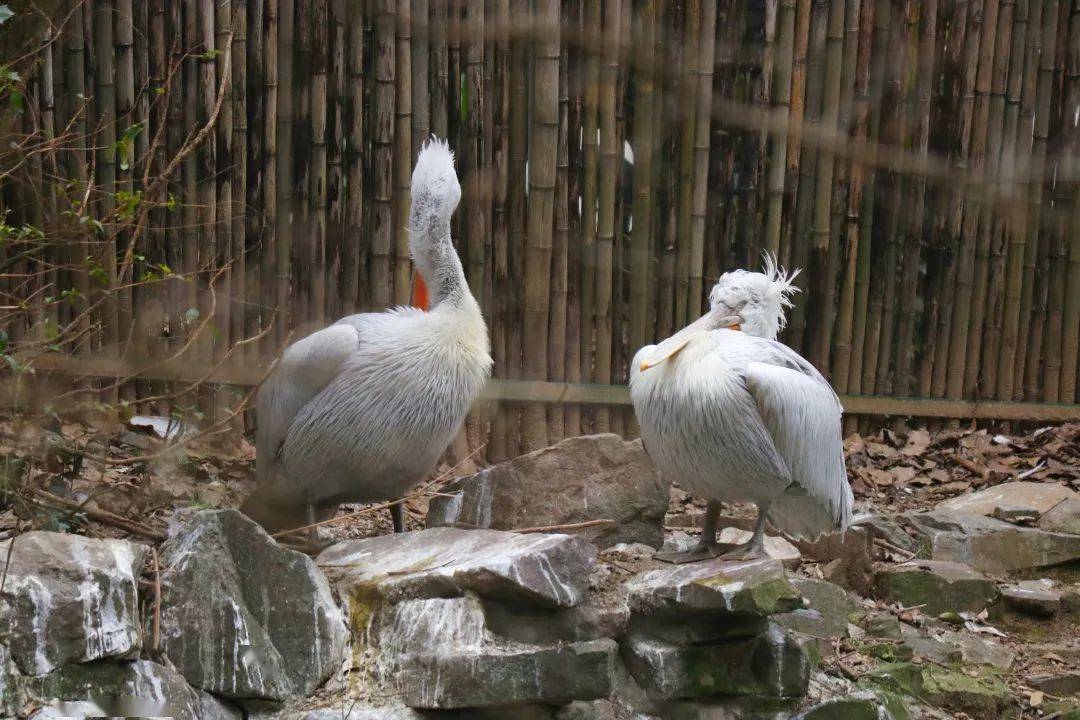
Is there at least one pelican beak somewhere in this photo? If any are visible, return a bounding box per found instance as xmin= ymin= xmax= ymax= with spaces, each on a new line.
xmin=715 ymin=313 xmax=742 ymax=331
xmin=640 ymin=337 xmax=692 ymax=372
xmin=411 ymin=273 xmax=430 ymax=311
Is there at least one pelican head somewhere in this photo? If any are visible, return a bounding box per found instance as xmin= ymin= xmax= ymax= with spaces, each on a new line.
xmin=708 ymin=252 xmax=800 ymax=341
xmin=407 ymin=136 xmax=462 ymax=310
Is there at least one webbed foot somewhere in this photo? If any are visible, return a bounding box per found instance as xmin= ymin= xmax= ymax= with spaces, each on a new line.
xmin=654 ymin=540 xmax=723 ymax=564
xmin=715 ymin=540 xmax=769 ymax=562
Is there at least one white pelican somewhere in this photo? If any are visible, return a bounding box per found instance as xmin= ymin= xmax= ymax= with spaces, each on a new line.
xmin=242 ymin=138 xmax=492 ymax=538
xmin=630 ymin=257 xmax=853 ymax=562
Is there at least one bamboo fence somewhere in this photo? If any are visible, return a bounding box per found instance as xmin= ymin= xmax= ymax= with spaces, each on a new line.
xmin=1 ymin=0 xmax=1079 ymax=461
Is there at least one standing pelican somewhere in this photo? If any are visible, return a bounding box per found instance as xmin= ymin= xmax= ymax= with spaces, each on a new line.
xmin=241 ymin=138 xmax=492 ymax=538
xmin=630 ymin=257 xmax=853 ymax=563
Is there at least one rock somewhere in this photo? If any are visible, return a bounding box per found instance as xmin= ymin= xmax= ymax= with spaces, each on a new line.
xmin=863 ymin=612 xmax=901 ymax=640
xmin=623 ymin=626 xmax=811 ymax=699
xmin=906 ymin=510 xmax=1080 ymax=573
xmin=796 ymin=692 xmax=910 ymax=720
xmin=866 ymin=662 xmax=1011 ymax=716
xmin=482 ymin=595 xmax=629 ymax=644
xmin=900 ymin=625 xmax=1014 ymax=669
xmin=1001 ymin=584 xmax=1061 ymax=616
xmin=872 ymin=559 xmax=999 ymax=616
xmin=716 ymin=527 xmax=802 ymax=568
xmin=155 ymin=509 xmax=348 ymax=701
xmin=937 ymin=481 xmax=1076 ymax=517
xmin=625 ymin=558 xmax=801 ymax=617
xmin=661 ymin=697 xmax=800 ymax=719
xmin=1030 ymin=673 xmax=1080 ymax=696
xmin=990 ymin=504 xmax=1039 ymax=524
xmin=427 ymin=434 xmax=668 ymax=549
xmin=248 ymin=708 xmax=425 ymax=720
xmin=793 ymin=527 xmax=874 ymax=596
xmin=20 ymin=659 xmax=239 ymax=720
xmin=554 ymin=700 xmax=621 ymax=720
xmin=319 ymin=527 xmax=595 ymax=609
xmin=1038 ymin=497 xmax=1080 ymax=535
xmin=777 ymin=578 xmax=859 ymax=639
xmin=0 ymin=531 xmax=148 ymax=675
xmin=855 ymin=514 xmax=919 ymax=553
xmin=397 ymin=638 xmax=616 ymax=708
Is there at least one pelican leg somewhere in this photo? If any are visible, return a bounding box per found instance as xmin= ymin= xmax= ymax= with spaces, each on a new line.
xmin=390 ymin=502 xmax=406 ymax=533
xmin=305 ymin=503 xmax=320 ymax=545
xmin=718 ymin=501 xmax=771 ymax=561
xmin=655 ymin=499 xmax=722 ymax=564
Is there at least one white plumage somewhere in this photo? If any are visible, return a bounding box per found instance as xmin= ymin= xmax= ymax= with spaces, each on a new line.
xmin=242 ymin=138 xmax=492 ymax=536
xmin=630 ymin=256 xmax=852 ymax=562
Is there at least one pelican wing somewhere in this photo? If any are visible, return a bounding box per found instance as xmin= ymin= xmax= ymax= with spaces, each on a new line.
xmin=255 ymin=322 xmax=362 ymax=483
xmin=740 ymin=351 xmax=853 ymax=538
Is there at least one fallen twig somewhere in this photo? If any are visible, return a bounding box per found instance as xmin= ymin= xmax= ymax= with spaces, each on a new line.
xmin=516 ymin=518 xmax=616 ymax=534
xmin=31 ymin=488 xmax=165 ymax=541
xmin=873 ymin=537 xmax=917 ymax=562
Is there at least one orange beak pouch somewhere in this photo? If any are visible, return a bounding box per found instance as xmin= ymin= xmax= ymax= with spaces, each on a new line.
xmin=411 ymin=273 xmax=430 ymax=311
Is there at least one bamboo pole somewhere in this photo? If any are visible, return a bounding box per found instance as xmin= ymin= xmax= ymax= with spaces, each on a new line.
xmin=1018 ymin=0 xmax=1058 ymax=400
xmin=764 ymin=0 xmax=795 ymax=261
xmin=781 ymin=0 xmax=812 ymax=269
xmin=411 ymin=0 xmax=430 ymax=155
xmin=548 ymin=46 xmax=570 ymax=442
xmin=521 ymin=0 xmax=559 ymax=451
xmin=687 ymin=0 xmax=716 ymax=319
xmin=489 ymin=0 xmax=509 ymax=459
xmin=1063 ymin=185 xmax=1080 ymax=403
xmin=628 ymin=0 xmax=657 ymax=355
xmin=275 ymin=0 xmax=295 ymax=345
xmin=370 ymin=0 xmax=396 ymax=310
xmin=261 ymin=0 xmax=279 ymax=350
xmin=995 ymin=0 xmax=1032 ymax=400
xmin=94 ymin=0 xmax=119 ymax=352
xmin=463 ymin=0 xmax=484 ymax=303
xmin=578 ymin=0 xmax=600 ymax=433
xmin=247 ymin=0 xmax=266 ymax=352
xmin=393 ymin=0 xmax=412 ymax=306
xmin=212 ymin=0 xmax=233 ymax=384
xmin=808 ymin=0 xmax=843 ymax=372
xmin=564 ymin=3 xmax=583 ymax=437
xmin=230 ymin=0 xmax=248 ymax=349
xmin=593 ymin=0 xmax=621 ymax=434
xmin=673 ymin=0 xmax=699 ymax=328
xmin=342 ymin=0 xmax=363 ymax=314
xmin=65 ymin=2 xmax=91 ymax=352
xmin=832 ymin=0 xmax=869 ymax=399
xmin=115 ymin=0 xmax=135 ymax=357
xmin=430 ymin=0 xmax=448 ymax=138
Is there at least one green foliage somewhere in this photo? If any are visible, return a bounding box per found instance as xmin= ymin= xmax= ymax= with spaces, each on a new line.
xmin=115 ymin=189 xmax=143 ymax=221
xmin=115 ymin=122 xmax=144 ymax=172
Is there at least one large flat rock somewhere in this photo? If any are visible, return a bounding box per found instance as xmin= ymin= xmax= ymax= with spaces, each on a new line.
xmin=319 ymin=527 xmax=596 ymax=609
xmin=937 ymin=481 xmax=1075 ymax=517
xmin=1038 ymin=497 xmax=1080 ymax=535
xmin=397 ymin=638 xmax=616 ymax=708
xmin=20 ymin=659 xmax=239 ymax=720
xmin=873 ymin=560 xmax=999 ymax=616
xmin=427 ymin=434 xmax=668 ymax=548
xmin=155 ymin=509 xmax=348 ymax=701
xmin=0 ymin=531 xmax=148 ymax=676
xmin=625 ymin=557 xmax=802 ymax=616
xmin=906 ymin=511 xmax=1080 ymax=573
xmin=623 ymin=626 xmax=811 ymax=699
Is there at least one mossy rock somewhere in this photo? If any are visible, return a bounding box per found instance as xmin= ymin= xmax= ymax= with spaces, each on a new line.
xmin=866 ymin=662 xmax=1014 ymax=717
xmin=798 ymin=690 xmax=911 ymax=720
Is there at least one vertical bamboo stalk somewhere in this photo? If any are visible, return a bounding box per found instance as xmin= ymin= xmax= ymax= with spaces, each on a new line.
xmin=412 ymin=0 xmax=430 ymax=154
xmin=261 ymin=0 xmax=278 ymax=352
xmin=764 ymin=0 xmax=795 ymax=261
xmin=628 ymin=0 xmax=656 ymax=355
xmin=781 ymin=0 xmax=812 ymax=269
xmin=95 ymin=0 xmax=119 ymax=351
xmin=115 ymin=0 xmax=135 ymax=358
xmin=827 ymin=0 xmax=862 ymax=395
xmin=1018 ymin=0 xmax=1057 ymax=399
xmin=430 ymin=0 xmax=448 ymax=138
xmin=275 ymin=0 xmax=295 ymax=345
xmin=342 ymin=0 xmax=363 ymax=314
xmin=370 ymin=0 xmax=396 ymax=309
xmin=1063 ymin=185 xmax=1080 ymax=402
xmin=306 ymin=0 xmax=328 ymax=322
xmin=578 ymin=0 xmax=600 ymax=426
xmin=210 ymin=0 xmax=232 ymax=389
xmin=231 ymin=0 xmax=248 ymax=347
xmin=393 ymin=0 xmax=412 ymax=306
xmin=593 ymin=0 xmax=621 ymax=433
xmin=521 ymin=0 xmax=559 ymax=451
xmin=65 ymin=3 xmax=92 ymax=352
xmin=807 ymin=0 xmax=843 ymax=372
xmin=565 ymin=3 xmax=583 ymax=437
xmin=548 ymin=46 xmax=570 ymax=442
xmin=464 ymin=0 xmax=484 ymax=302
xmin=248 ymin=0 xmax=266 ymax=351
xmin=489 ymin=0 xmax=509 ymax=458
xmin=673 ymin=0 xmax=699 ymax=328
xmin=995 ymin=0 xmax=1032 ymax=400
xmin=687 ymin=0 xmax=716 ymax=318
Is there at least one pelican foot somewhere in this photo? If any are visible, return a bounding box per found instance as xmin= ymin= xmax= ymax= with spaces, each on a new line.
xmin=654 ymin=541 xmax=723 ymax=564
xmin=715 ymin=541 xmax=769 ymax=562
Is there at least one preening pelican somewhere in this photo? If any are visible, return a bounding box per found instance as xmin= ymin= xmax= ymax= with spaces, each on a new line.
xmin=241 ymin=138 xmax=492 ymax=538
xmin=630 ymin=257 xmax=853 ymax=563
